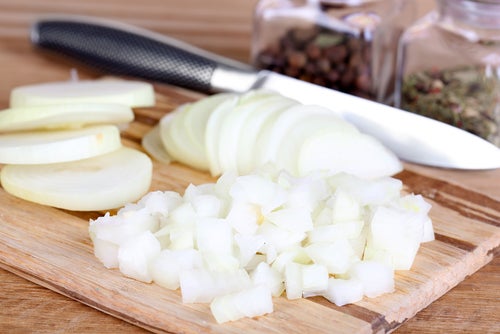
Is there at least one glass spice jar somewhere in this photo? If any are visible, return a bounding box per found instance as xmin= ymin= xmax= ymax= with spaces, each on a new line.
xmin=395 ymin=0 xmax=500 ymax=147
xmin=251 ymin=0 xmax=415 ymax=103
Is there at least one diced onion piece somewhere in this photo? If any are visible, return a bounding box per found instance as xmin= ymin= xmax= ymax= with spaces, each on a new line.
xmin=118 ymin=230 xmax=161 ymax=283
xmin=210 ymin=284 xmax=273 ymax=324
xmin=328 ymin=188 xmax=362 ymax=222
xmin=151 ymin=249 xmax=202 ymax=290
xmin=284 ymin=262 xmax=303 ymax=300
xmin=327 ymin=172 xmax=403 ymax=206
xmin=348 ymin=261 xmax=394 ymax=298
xmin=179 ymin=268 xmax=251 ymax=303
xmin=421 ymin=217 xmax=435 ymax=243
xmin=90 ymin=208 xmax=160 ymax=246
xmin=0 ymin=125 xmax=122 ymax=164
xmin=195 ymin=218 xmax=233 ymax=255
xmin=364 ymin=203 xmax=425 ymax=270
xmin=141 ymin=125 xmax=172 ymax=164
xmin=306 ymin=220 xmax=364 ymax=243
xmin=301 ymin=264 xmax=329 ymax=293
xmin=266 ymin=207 xmax=313 ymax=234
xmin=250 ymin=262 xmax=284 ymax=297
xmin=0 ymin=147 xmax=152 ymax=211
xmin=305 ymin=240 xmax=358 ymax=275
xmin=92 ymin=238 xmax=119 ymax=269
xmin=322 ymin=278 xmax=364 ymax=306
xmin=0 ymin=103 xmax=134 ymax=132
xmin=10 ymin=80 xmax=155 ymax=108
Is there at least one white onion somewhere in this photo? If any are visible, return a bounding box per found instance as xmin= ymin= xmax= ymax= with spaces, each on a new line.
xmin=118 ymin=230 xmax=161 ymax=283
xmin=155 ymin=89 xmax=403 ymax=179
xmin=1 ymin=79 xmax=156 ymax=212
xmin=347 ymin=261 xmax=395 ymax=298
xmin=2 ymin=147 xmax=152 ymax=211
xmin=10 ymin=80 xmax=155 ymax=108
xmin=179 ymin=268 xmax=251 ymax=304
xmin=89 ymin=166 xmax=434 ymax=323
xmin=0 ymin=125 xmax=122 ymax=165
xmin=0 ymin=103 xmax=134 ymax=132
xmin=141 ymin=125 xmax=172 ymax=164
xmin=151 ymin=249 xmax=202 ymax=290
xmin=210 ymin=284 xmax=273 ymax=324
xmin=322 ymin=278 xmax=364 ymax=306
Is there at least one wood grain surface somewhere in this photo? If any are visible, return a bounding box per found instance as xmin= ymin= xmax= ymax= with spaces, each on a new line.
xmin=0 ymin=0 xmax=499 ymax=333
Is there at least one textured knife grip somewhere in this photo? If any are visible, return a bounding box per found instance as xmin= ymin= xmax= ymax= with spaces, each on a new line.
xmin=32 ymin=20 xmax=217 ymax=92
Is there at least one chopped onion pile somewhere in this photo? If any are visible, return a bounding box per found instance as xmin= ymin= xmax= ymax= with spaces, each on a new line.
xmin=149 ymin=90 xmax=403 ymax=179
xmin=89 ymin=166 xmax=434 ymax=323
xmin=0 ymin=79 xmax=155 ymax=211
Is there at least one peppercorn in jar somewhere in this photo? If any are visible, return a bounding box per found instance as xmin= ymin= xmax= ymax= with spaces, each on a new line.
xmin=252 ymin=0 xmax=415 ymax=104
xmin=395 ymin=0 xmax=500 ymax=147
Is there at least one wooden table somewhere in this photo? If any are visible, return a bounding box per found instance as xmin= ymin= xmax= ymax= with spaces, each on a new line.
xmin=0 ymin=0 xmax=498 ymax=333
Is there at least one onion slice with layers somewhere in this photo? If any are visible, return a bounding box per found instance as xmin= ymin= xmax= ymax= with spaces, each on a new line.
xmin=0 ymin=125 xmax=122 ymax=164
xmin=142 ymin=125 xmax=172 ymax=164
xmin=10 ymin=80 xmax=155 ymax=108
xmin=0 ymin=103 xmax=134 ymax=132
xmin=0 ymin=147 xmax=152 ymax=211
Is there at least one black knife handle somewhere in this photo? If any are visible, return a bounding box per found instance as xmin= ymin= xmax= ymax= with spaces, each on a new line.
xmin=31 ymin=18 xmax=218 ymax=92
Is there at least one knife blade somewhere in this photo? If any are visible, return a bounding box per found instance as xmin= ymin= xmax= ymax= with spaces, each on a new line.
xmin=30 ymin=15 xmax=500 ymax=170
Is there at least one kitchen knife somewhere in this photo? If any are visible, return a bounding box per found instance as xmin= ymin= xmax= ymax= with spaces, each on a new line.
xmin=30 ymin=15 xmax=500 ymax=170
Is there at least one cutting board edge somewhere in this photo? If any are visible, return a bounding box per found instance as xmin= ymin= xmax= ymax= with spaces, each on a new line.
xmin=0 ymin=238 xmax=498 ymax=334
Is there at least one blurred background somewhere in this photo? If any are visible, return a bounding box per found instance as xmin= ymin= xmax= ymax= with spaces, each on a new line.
xmin=0 ymin=0 xmax=434 ymax=103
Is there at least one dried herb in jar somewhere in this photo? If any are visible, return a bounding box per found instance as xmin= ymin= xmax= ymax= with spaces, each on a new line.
xmin=255 ymin=25 xmax=375 ymax=100
xmin=400 ymin=66 xmax=500 ymax=146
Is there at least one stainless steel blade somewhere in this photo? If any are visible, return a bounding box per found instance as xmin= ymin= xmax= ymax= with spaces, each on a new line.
xmin=212 ymin=69 xmax=500 ymax=170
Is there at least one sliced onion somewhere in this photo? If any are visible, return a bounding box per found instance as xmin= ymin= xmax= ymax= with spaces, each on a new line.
xmin=0 ymin=125 xmax=122 ymax=164
xmin=159 ymin=106 xmax=210 ymax=170
xmin=141 ymin=125 xmax=172 ymax=164
xmin=298 ymin=132 xmax=403 ymax=179
xmin=154 ymin=89 xmax=403 ymax=179
xmin=0 ymin=147 xmax=152 ymax=211
xmin=183 ymin=93 xmax=235 ymax=154
xmin=216 ymin=90 xmax=279 ymax=173
xmin=204 ymin=95 xmax=240 ymax=176
xmin=10 ymin=80 xmax=155 ymax=108
xmin=237 ymin=95 xmax=298 ymax=174
xmin=169 ymin=104 xmax=209 ymax=169
xmin=274 ymin=111 xmax=359 ymax=175
xmin=254 ymin=104 xmax=339 ymax=167
xmin=0 ymin=103 xmax=134 ymax=132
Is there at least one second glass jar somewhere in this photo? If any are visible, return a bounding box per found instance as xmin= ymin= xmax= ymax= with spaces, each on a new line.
xmin=395 ymin=0 xmax=500 ymax=146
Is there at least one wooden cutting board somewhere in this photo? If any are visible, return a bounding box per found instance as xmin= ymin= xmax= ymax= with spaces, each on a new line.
xmin=0 ymin=84 xmax=498 ymax=334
